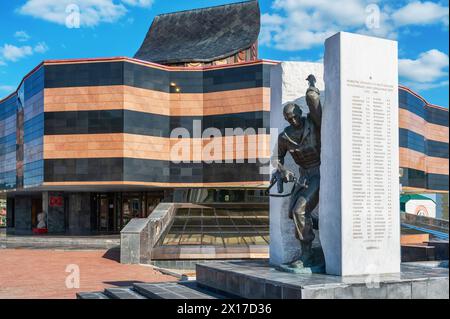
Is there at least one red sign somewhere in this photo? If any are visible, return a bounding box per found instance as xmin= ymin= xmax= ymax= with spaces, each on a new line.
xmin=49 ymin=196 xmax=63 ymax=207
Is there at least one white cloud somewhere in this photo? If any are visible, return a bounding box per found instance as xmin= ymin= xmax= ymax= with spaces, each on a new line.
xmin=259 ymin=13 xmax=283 ymax=46
xmin=272 ymin=0 xmax=368 ymax=27
xmin=0 ymin=44 xmax=33 ymax=62
xmin=14 ymin=31 xmax=31 ymax=42
xmin=121 ymin=0 xmax=153 ymax=7
xmin=399 ymin=49 xmax=449 ymax=91
xmin=399 ymin=49 xmax=449 ymax=83
xmin=0 ymin=42 xmax=50 ymax=63
xmin=392 ymin=1 xmax=449 ymax=27
xmin=18 ymin=0 xmax=127 ymax=27
xmin=261 ymin=0 xmax=449 ymax=51
xmin=34 ymin=42 xmax=49 ymax=54
xmin=261 ymin=0 xmax=396 ymax=51
xmin=18 ymin=0 xmax=154 ymax=27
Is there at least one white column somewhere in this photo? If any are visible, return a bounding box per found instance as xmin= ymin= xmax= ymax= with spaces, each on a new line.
xmin=320 ymin=32 xmax=401 ymax=276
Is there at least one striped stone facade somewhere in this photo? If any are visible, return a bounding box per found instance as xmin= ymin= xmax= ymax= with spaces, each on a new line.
xmin=1 ymin=57 xmax=448 ymax=235
xmin=1 ymin=59 xmax=448 ymax=193
xmin=1 ymin=58 xmax=275 ymax=191
xmin=398 ymin=86 xmax=448 ymax=193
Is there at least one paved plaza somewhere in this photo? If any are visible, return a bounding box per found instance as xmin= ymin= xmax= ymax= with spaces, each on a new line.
xmin=0 ymin=249 xmax=177 ymax=299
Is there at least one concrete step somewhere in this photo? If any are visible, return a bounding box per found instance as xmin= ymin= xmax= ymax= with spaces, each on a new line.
xmin=133 ymin=282 xmax=219 ymax=299
xmin=78 ymin=281 xmax=230 ymax=299
xmin=3 ymin=236 xmax=120 ymax=250
xmin=104 ymin=287 xmax=147 ymax=299
xmin=77 ymin=291 xmax=110 ymax=299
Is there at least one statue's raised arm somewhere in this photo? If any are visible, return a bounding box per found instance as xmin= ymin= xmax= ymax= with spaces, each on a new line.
xmin=305 ymin=74 xmax=322 ymax=129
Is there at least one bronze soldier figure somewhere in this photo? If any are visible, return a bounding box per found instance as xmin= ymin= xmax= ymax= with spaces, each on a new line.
xmin=272 ymin=74 xmax=323 ymax=269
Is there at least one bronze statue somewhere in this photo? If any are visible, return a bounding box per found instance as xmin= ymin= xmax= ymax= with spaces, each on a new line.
xmin=271 ymin=74 xmax=324 ymax=271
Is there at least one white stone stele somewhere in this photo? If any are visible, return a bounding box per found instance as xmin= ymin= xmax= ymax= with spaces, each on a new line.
xmin=269 ymin=62 xmax=324 ymax=266
xmin=320 ymin=32 xmax=401 ymax=276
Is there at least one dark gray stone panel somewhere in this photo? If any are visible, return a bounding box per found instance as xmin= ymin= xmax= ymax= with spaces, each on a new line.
xmin=14 ymin=196 xmax=32 ymax=232
xmin=6 ymin=197 xmax=14 ymax=228
xmin=241 ymin=275 xmax=265 ymax=299
xmin=281 ymin=286 xmax=302 ymax=299
xmin=68 ymin=193 xmax=91 ymax=234
xmin=104 ymin=287 xmax=146 ymax=299
xmin=265 ymin=282 xmax=282 ymax=299
xmin=46 ymin=192 xmax=66 ymax=233
xmin=76 ymin=292 xmax=110 ymax=299
xmin=225 ymin=272 xmax=242 ymax=297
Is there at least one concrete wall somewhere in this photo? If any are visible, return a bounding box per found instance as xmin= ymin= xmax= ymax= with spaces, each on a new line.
xmin=121 ymin=203 xmax=176 ymax=264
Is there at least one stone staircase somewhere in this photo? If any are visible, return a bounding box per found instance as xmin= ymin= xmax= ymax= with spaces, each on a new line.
xmin=78 ymin=259 xmax=449 ymax=299
xmin=77 ymin=281 xmax=230 ymax=299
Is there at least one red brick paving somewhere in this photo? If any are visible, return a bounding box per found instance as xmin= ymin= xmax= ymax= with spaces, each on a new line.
xmin=0 ymin=249 xmax=177 ymax=299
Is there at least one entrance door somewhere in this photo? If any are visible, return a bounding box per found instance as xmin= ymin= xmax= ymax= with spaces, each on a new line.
xmin=97 ymin=194 xmax=115 ymax=232
xmin=121 ymin=194 xmax=141 ymax=229
xmin=146 ymin=193 xmax=162 ymax=215
xmin=31 ymin=198 xmax=43 ymax=228
xmin=90 ymin=192 xmax=165 ymax=232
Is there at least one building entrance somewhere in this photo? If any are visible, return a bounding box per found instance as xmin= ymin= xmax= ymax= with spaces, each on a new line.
xmin=31 ymin=197 xmax=43 ymax=229
xmin=95 ymin=193 xmax=116 ymax=232
xmin=91 ymin=192 xmax=164 ymax=233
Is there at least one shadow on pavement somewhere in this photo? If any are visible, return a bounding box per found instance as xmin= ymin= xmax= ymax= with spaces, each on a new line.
xmin=102 ymin=247 xmax=121 ymax=263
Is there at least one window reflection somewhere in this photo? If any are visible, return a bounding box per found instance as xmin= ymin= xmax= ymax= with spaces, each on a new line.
xmin=160 ymin=206 xmax=269 ymax=247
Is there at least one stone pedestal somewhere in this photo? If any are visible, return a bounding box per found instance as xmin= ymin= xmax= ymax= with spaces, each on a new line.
xmin=269 ymin=62 xmax=324 ymax=265
xmin=196 ymin=260 xmax=449 ymax=299
xmin=320 ymin=32 xmax=400 ymax=276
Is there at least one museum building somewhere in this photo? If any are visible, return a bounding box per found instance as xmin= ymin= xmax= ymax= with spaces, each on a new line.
xmin=0 ymin=1 xmax=448 ymax=241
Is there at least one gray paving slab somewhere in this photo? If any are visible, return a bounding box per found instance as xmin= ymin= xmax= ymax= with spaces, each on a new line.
xmin=133 ymin=282 xmax=217 ymax=299
xmin=76 ymin=292 xmax=110 ymax=299
xmin=104 ymin=287 xmax=146 ymax=299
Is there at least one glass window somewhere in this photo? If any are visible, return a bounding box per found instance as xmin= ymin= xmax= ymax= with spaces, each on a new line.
xmin=158 ymin=205 xmax=269 ymax=247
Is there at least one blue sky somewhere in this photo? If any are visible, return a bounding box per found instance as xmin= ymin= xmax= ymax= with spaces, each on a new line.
xmin=0 ymin=0 xmax=448 ymax=107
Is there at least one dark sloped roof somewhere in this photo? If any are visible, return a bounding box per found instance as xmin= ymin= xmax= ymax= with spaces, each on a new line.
xmin=134 ymin=0 xmax=260 ymax=64
xmin=400 ymin=194 xmax=435 ymax=204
